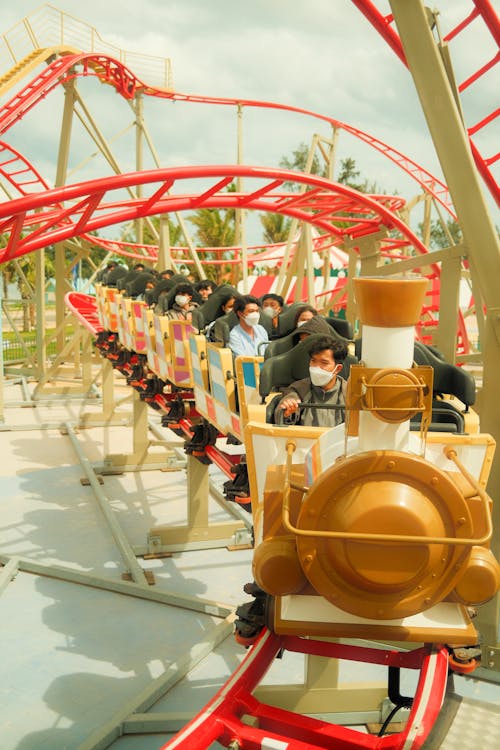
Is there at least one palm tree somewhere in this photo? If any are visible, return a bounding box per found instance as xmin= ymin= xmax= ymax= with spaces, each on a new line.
xmin=188 ymin=207 xmax=235 ymax=247
xmin=260 ymin=212 xmax=291 ymax=244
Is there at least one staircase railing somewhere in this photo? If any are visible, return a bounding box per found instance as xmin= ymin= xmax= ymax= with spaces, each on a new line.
xmin=0 ymin=3 xmax=173 ymax=90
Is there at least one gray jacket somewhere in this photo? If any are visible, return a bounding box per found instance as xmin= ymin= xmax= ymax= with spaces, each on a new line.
xmin=274 ymin=376 xmax=347 ymax=427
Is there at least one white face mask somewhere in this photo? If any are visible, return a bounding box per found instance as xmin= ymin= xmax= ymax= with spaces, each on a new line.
xmin=244 ymin=311 xmax=261 ymax=327
xmin=175 ymin=294 xmax=189 ymax=306
xmin=262 ymin=306 xmax=278 ymax=319
xmin=296 ymin=319 xmax=307 ymax=327
xmin=309 ymin=365 xmax=336 ymax=388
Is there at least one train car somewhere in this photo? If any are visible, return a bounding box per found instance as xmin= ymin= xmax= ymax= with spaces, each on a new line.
xmin=67 ymin=274 xmax=498 ymax=749
xmin=159 ymin=277 xmax=499 ymax=750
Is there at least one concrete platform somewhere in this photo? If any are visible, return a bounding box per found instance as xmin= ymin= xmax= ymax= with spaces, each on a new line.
xmin=0 ymin=375 xmax=499 ymax=750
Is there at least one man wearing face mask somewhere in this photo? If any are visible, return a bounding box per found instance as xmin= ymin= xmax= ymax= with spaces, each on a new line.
xmin=261 ymin=293 xmax=284 ymax=337
xmin=165 ymin=283 xmax=198 ymax=321
xmin=229 ymin=295 xmax=269 ymax=356
xmin=275 ymin=336 xmax=348 ymax=427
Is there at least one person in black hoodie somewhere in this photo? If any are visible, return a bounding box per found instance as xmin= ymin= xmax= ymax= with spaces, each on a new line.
xmin=290 ymin=313 xmax=332 ymax=344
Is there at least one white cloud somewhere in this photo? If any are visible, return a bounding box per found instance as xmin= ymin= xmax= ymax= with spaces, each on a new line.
xmin=1 ymin=0 xmax=498 ymax=228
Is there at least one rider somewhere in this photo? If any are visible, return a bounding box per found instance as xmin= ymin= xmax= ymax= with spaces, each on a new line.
xmin=274 ymin=336 xmax=348 ymax=427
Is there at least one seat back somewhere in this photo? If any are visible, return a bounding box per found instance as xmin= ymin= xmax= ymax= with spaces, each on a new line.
xmin=189 ymin=335 xmax=210 ymax=391
xmin=153 ymin=315 xmax=171 ymax=381
xmin=104 ymin=266 xmax=128 ymax=288
xmin=142 ymin=307 xmax=159 ymax=375
xmin=264 ymin=317 xmax=352 ymax=360
xmin=413 ymin=341 xmax=476 ymax=407
xmin=105 ymin=287 xmax=121 ymax=332
xmin=234 ymin=356 xmax=265 ymax=424
xmin=146 ymin=278 xmax=175 ymax=309
xmin=166 ymin=319 xmax=194 ymax=387
xmin=118 ymin=296 xmax=134 ymax=349
xmin=131 ymin=300 xmax=147 ymax=352
xmin=191 ymin=285 xmax=240 ymax=332
xmin=212 ymin=310 xmax=237 ymax=345
xmin=207 ymin=343 xmax=237 ymax=413
xmin=263 ymin=331 xmax=297 ymax=359
xmin=324 ymin=315 xmax=354 ymax=340
xmin=124 ymin=272 xmax=156 ymax=299
xmin=190 ymin=307 xmax=205 ymax=332
xmin=274 ymin=302 xmax=305 ymax=338
xmin=95 ymin=284 xmax=109 ymax=329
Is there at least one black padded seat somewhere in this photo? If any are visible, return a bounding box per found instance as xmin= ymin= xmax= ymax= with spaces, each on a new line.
xmin=324 ymin=315 xmax=354 ymax=340
xmin=412 ymin=341 xmax=476 ymax=408
xmin=115 ymin=269 xmax=142 ymax=291
xmin=103 ymin=266 xmax=128 ymax=287
xmin=190 ymin=285 xmax=240 ymax=332
xmin=124 ymin=272 xmax=157 ymax=298
xmin=273 ymin=302 xmax=306 ymax=338
xmin=411 ymin=401 xmax=465 ymax=433
xmin=145 ymin=278 xmax=175 ymax=307
xmin=264 ymin=317 xmax=352 ymax=360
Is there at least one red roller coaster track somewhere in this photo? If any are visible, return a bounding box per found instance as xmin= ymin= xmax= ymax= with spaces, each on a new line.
xmin=351 ymin=0 xmax=499 ymax=207
xmin=0 ymin=48 xmax=461 ymax=268
xmin=0 ymin=41 xmax=473 ymax=353
xmin=0 ymin=165 xmax=426 ymax=264
xmin=0 ymin=51 xmax=460 ymax=216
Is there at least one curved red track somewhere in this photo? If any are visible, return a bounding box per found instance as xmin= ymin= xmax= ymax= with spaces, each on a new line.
xmin=0 ymin=165 xmax=424 ymax=264
xmin=351 ymin=0 xmax=499 ymax=207
xmin=0 ymin=50 xmax=459 ymax=267
xmin=0 ymin=51 xmax=458 ymax=216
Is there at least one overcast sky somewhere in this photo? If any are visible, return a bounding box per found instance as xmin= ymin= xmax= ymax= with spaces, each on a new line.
xmin=1 ymin=0 xmax=498 ymax=231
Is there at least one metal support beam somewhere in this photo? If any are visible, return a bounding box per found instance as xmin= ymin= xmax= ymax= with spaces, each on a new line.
xmin=54 ymin=79 xmax=76 ymax=352
xmin=65 ymin=422 xmax=150 ymax=585
xmin=0 ymin=553 xmax=233 ymax=617
xmin=99 ymin=388 xmax=181 ymax=471
xmin=236 ymin=103 xmax=248 ymax=291
xmin=390 ymin=0 xmax=500 ymax=650
xmin=34 ymin=245 xmax=46 ymax=378
xmin=147 ymin=454 xmax=248 ymax=554
xmin=255 ymin=650 xmax=386 ymax=714
xmin=135 ymin=92 xmax=144 ymax=245
xmin=0 ymin=556 xmax=19 ymax=595
xmin=0 ymin=555 xmax=235 ymax=750
xmin=158 ymin=214 xmax=173 ymax=271
xmin=435 ymin=251 xmax=462 ymax=363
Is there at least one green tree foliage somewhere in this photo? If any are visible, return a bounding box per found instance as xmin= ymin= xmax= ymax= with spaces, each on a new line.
xmin=188 ymin=207 xmax=235 ymax=247
xmin=337 ymin=157 xmax=382 ymax=193
xmin=417 ymin=218 xmax=462 ymax=250
xmin=279 ymin=142 xmax=327 ymax=192
xmin=280 ymin=142 xmax=326 ymax=177
xmin=187 ymin=183 xmax=236 ymax=247
xmin=260 ymin=212 xmax=292 ymax=244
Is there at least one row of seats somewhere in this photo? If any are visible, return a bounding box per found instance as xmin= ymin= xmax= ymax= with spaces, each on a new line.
xmin=95 ymin=282 xmax=475 ymax=437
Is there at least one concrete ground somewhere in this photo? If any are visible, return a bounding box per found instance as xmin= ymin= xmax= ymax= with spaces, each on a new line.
xmin=0 ymin=373 xmax=499 ymax=750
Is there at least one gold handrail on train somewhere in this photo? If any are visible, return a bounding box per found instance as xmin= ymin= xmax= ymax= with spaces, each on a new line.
xmin=281 ymin=439 xmax=492 ymax=547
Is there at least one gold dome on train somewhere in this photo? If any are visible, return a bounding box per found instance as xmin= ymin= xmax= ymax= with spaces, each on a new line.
xmin=296 ymin=450 xmax=474 ymax=620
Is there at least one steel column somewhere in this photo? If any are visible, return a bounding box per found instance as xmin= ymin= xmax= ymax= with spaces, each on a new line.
xmin=390 ymin=0 xmax=500 ymax=653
